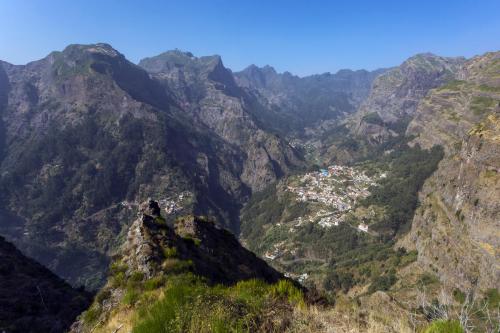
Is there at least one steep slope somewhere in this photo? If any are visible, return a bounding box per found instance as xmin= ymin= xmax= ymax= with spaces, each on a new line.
xmin=139 ymin=50 xmax=304 ymax=192
xmin=352 ymin=53 xmax=465 ymax=144
xmin=400 ymin=51 xmax=500 ymax=292
xmin=0 ymin=236 xmax=91 ymax=333
xmin=0 ymin=44 xmax=302 ymax=289
xmin=234 ymin=64 xmax=385 ymax=134
xmin=71 ymin=200 xmax=306 ymax=333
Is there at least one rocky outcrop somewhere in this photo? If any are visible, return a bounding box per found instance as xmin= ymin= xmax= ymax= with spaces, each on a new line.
xmin=0 ymin=236 xmax=91 ymax=333
xmin=400 ymin=52 xmax=500 ymax=291
xmin=69 ymin=200 xmax=296 ymax=333
xmin=122 ymin=200 xmax=283 ymax=284
xmin=352 ymin=53 xmax=465 ymax=143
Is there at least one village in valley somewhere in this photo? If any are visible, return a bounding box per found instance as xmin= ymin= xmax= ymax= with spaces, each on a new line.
xmin=261 ymin=164 xmax=386 ymax=277
xmin=286 ymin=164 xmax=384 ymax=231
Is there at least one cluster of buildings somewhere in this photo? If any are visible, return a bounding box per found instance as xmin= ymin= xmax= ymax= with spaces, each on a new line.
xmin=263 ymin=241 xmax=287 ymax=261
xmin=159 ymin=191 xmax=191 ymax=215
xmin=285 ymin=165 xmax=379 ymax=229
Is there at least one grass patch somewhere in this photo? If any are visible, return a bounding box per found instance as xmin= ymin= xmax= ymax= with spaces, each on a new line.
xmin=123 ymin=286 xmax=140 ymax=305
xmin=162 ymin=246 xmax=178 ymax=258
xmin=470 ymin=96 xmax=497 ymax=116
xmin=82 ymin=304 xmax=102 ymax=325
xmin=423 ymin=319 xmax=463 ymax=333
xmin=270 ymin=279 xmax=305 ymax=307
xmin=131 ymin=275 xmax=302 ymax=333
xmin=144 ymin=276 xmax=167 ymax=291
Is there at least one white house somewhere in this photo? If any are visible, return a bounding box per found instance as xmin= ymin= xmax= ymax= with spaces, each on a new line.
xmin=358 ymin=223 xmax=369 ymax=233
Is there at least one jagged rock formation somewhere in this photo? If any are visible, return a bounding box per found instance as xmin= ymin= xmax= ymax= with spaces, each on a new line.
xmin=400 ymin=51 xmax=500 ymax=291
xmin=351 ymin=53 xmax=465 ymax=143
xmin=122 ymin=200 xmax=283 ymax=284
xmin=0 ymin=236 xmax=91 ymax=333
xmin=139 ymin=50 xmax=304 ymax=192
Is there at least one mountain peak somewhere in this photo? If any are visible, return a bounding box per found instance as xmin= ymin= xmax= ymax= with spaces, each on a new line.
xmin=138 ymin=50 xmax=224 ymax=74
xmin=60 ymin=43 xmax=122 ymax=59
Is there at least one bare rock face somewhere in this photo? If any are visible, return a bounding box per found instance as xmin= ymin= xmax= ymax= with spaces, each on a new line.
xmin=400 ymin=52 xmax=500 ymax=291
xmin=139 ymin=50 xmax=305 ymax=192
xmin=351 ymin=53 xmax=465 ymax=143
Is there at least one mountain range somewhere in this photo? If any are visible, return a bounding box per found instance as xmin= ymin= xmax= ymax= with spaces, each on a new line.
xmin=0 ymin=44 xmax=498 ymax=332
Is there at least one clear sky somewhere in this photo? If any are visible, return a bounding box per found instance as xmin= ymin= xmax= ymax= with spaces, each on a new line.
xmin=1 ymin=0 xmax=499 ymax=76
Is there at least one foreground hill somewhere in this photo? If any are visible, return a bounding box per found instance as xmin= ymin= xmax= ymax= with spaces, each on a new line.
xmin=70 ymin=200 xmax=306 ymax=333
xmin=0 ymin=236 xmax=91 ymax=333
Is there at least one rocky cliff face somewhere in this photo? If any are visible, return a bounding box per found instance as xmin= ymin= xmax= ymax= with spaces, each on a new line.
xmin=352 ymin=53 xmax=465 ymax=143
xmin=400 ymin=52 xmax=500 ymax=292
xmin=122 ymin=200 xmax=283 ymax=284
xmin=139 ymin=50 xmax=304 ymax=192
xmin=0 ymin=236 xmax=91 ymax=333
xmin=0 ymin=44 xmax=302 ymax=289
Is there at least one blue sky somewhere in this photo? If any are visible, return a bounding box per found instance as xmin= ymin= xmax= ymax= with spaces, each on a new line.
xmin=1 ymin=0 xmax=499 ymax=76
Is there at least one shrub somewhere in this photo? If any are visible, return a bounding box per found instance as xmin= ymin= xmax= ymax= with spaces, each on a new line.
xmin=162 ymin=246 xmax=178 ymax=258
xmin=423 ymin=319 xmax=463 ymax=333
xmin=452 ymin=288 xmax=466 ymax=304
xmin=123 ymin=286 xmax=140 ymax=305
xmin=129 ymin=271 xmax=145 ymax=283
xmin=271 ymin=279 xmax=305 ymax=307
xmin=162 ymin=259 xmax=194 ymax=274
xmin=144 ymin=276 xmax=167 ymax=291
xmin=484 ymin=288 xmax=500 ymax=308
xmin=132 ymin=275 xmax=304 ymax=333
xmin=368 ymin=272 xmax=397 ymax=293
xmin=95 ymin=289 xmax=111 ymax=304
xmin=362 ymin=112 xmax=385 ymax=126
xmin=111 ymin=271 xmax=126 ymax=288
xmin=417 ymin=273 xmax=439 ymax=286
xmin=82 ymin=304 xmax=101 ymax=324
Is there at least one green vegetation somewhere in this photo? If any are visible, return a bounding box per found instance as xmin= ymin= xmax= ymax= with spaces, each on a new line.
xmin=162 ymin=246 xmax=178 ymax=259
xmin=132 ymin=274 xmax=303 ymax=333
xmin=423 ymin=320 xmax=463 ymax=333
xmin=270 ymin=279 xmax=305 ymax=308
xmin=241 ymin=144 xmax=439 ymax=295
xmin=436 ymin=80 xmax=466 ymax=91
xmin=470 ymin=96 xmax=497 ymax=116
xmin=484 ymin=288 xmax=500 ymax=308
xmin=417 ymin=272 xmax=440 ymax=287
xmin=452 ymin=288 xmax=466 ymax=303
xmin=0 ymin=113 xmax=193 ymax=288
xmin=360 ymin=145 xmax=444 ymax=235
xmin=362 ymin=112 xmax=385 ymax=126
xmin=368 ymin=270 xmax=397 ymax=293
